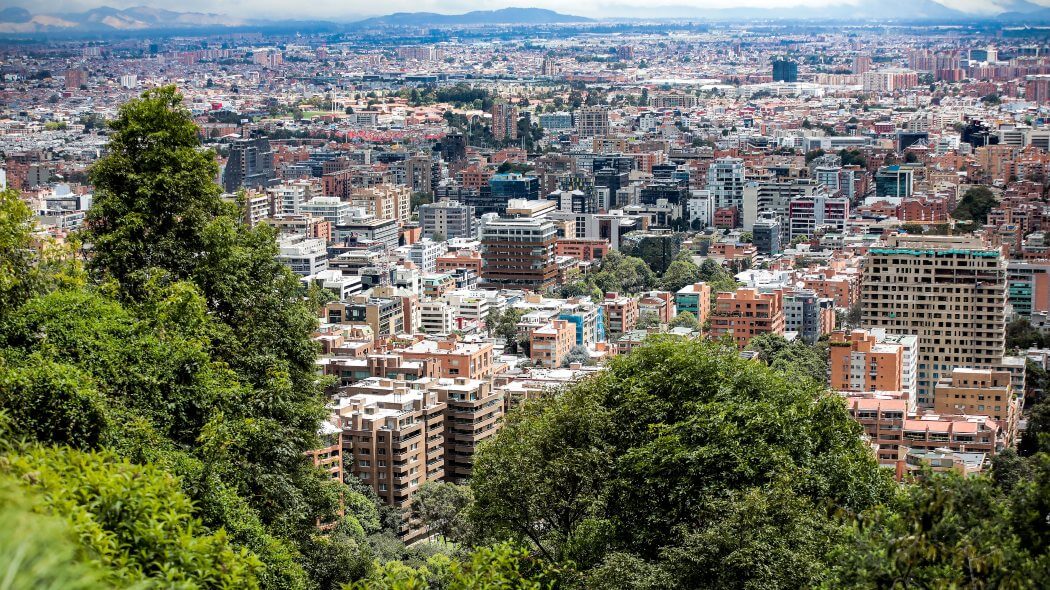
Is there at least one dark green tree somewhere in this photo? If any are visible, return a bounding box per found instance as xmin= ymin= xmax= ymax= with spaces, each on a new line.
xmin=410 ymin=481 xmax=474 ymax=544
xmin=470 ymin=338 xmax=893 ymax=585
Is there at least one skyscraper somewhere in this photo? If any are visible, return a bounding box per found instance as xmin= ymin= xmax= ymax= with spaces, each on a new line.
xmin=706 ymin=158 xmax=746 ymax=212
xmin=490 ymin=102 xmax=519 ymax=142
xmin=860 ymin=235 xmax=1007 ymax=407
xmin=223 ymin=137 xmax=276 ymax=193
xmin=772 ymin=59 xmax=798 ymax=83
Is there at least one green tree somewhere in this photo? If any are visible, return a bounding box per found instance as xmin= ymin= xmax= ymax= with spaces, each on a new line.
xmin=668 ymin=311 xmax=698 ymax=330
xmin=827 ymin=472 xmax=1034 ymax=589
xmin=658 ymin=255 xmax=701 ymax=293
xmin=562 ymin=345 xmax=592 ymax=367
xmin=952 ymin=185 xmax=997 ymax=226
xmin=635 ymin=311 xmax=661 ymax=329
xmin=2 ymin=444 xmax=263 ymax=589
xmin=86 ymin=86 xmax=232 ymax=299
xmin=747 ymin=333 xmax=828 ymax=378
xmin=0 ymin=470 xmax=109 ymax=590
xmin=592 ymin=250 xmax=656 ymax=295
xmin=469 ymin=338 xmax=892 ymax=583
xmin=411 ymin=482 xmax=474 ymax=544
xmin=349 ymin=542 xmax=558 ymax=590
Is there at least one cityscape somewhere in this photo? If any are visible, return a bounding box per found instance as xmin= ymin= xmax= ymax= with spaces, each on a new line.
xmin=3 ymin=2 xmax=1050 ymax=589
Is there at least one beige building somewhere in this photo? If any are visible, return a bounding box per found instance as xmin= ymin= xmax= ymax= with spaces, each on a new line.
xmin=576 ymin=106 xmax=610 ymax=138
xmin=934 ymin=368 xmax=1021 ymax=444
xmin=861 ymin=235 xmax=1007 ymax=407
xmin=351 ymin=185 xmax=412 ymax=225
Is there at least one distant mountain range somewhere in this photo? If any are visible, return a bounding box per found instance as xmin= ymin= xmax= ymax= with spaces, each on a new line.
xmin=5 ymin=2 xmax=1050 ymax=36
xmin=0 ymin=5 xmax=590 ymax=34
xmin=353 ymin=8 xmax=592 ymax=27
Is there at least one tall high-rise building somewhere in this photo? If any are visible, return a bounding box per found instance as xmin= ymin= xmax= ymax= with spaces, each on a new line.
xmin=706 ymin=158 xmax=746 ymax=212
xmin=64 ymin=68 xmax=88 ymax=90
xmin=852 ymin=55 xmax=872 ymax=75
xmin=268 ymin=180 xmax=313 ymax=215
xmin=874 ymin=165 xmax=914 ymax=198
xmin=489 ymin=173 xmax=540 ymax=213
xmin=576 ymin=106 xmax=610 ymax=138
xmin=479 ymin=217 xmax=558 ymax=291
xmin=419 ymin=200 xmax=476 ymax=240
xmin=772 ymin=59 xmax=798 ymax=83
xmin=223 ymin=137 xmax=276 ymax=193
xmin=440 ymin=131 xmax=467 ymax=164
xmin=860 ymin=235 xmax=1007 ymax=407
xmin=787 ymin=194 xmax=849 ymax=240
xmin=490 ymin=102 xmax=519 ymax=142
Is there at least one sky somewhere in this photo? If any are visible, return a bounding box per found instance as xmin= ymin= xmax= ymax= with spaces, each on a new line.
xmin=6 ymin=0 xmax=1047 ymax=21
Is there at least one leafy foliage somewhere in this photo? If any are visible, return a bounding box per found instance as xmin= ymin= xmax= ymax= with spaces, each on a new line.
xmin=658 ymin=254 xmax=701 ymax=293
xmin=747 ymin=333 xmax=829 ymax=379
xmin=0 ymin=469 xmax=108 ymax=590
xmin=469 ymin=337 xmax=892 ymax=587
xmin=2 ymin=445 xmax=263 ymax=588
xmin=826 ymin=464 xmax=1050 ymax=589
xmin=410 ymin=482 xmax=474 ymax=544
xmin=348 ymin=542 xmax=558 ymax=590
xmin=591 ymin=250 xmax=655 ymax=295
xmin=952 ymin=185 xmax=997 ymax=225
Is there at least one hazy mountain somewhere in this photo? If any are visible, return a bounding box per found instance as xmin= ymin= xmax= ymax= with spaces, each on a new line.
xmin=639 ymin=0 xmax=973 ymax=21
xmin=0 ymin=7 xmax=32 ymax=23
xmin=0 ymin=5 xmax=245 ymax=33
xmin=353 ymin=7 xmax=593 ymax=27
xmin=6 ymin=1 xmax=1050 ymax=36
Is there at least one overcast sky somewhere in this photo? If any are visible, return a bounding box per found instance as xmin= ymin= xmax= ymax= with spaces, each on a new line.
xmin=7 ymin=0 xmax=1042 ymax=21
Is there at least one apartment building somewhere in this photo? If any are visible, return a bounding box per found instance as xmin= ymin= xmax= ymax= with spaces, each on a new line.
xmin=707 ymin=158 xmax=746 ymax=212
xmin=709 ymin=288 xmax=786 ymax=349
xmin=602 ymin=292 xmax=639 ymax=335
xmin=301 ymin=196 xmax=354 ymax=226
xmin=432 ymin=378 xmax=504 ymax=483
xmin=323 ymin=353 xmax=437 ymax=387
xmin=268 ymin=180 xmax=314 ymax=215
xmin=326 ymin=297 xmax=405 ymax=336
xmin=830 ymin=329 xmax=919 ymax=413
xmin=845 ymin=396 xmax=1003 ymax=469
xmin=400 ymin=338 xmax=495 ymax=380
xmin=479 ymin=217 xmax=558 ymax=291
xmin=558 ymin=299 xmax=604 ymax=348
xmin=307 ymin=421 xmax=343 ymax=482
xmin=675 ymin=282 xmax=713 ymax=326
xmin=407 ymin=239 xmax=447 ymax=274
xmin=531 ymin=319 xmax=576 ymax=368
xmin=638 ymin=291 xmax=676 ymax=325
xmin=934 ymin=368 xmax=1021 ymax=443
xmin=419 ymin=300 xmax=456 ymax=335
xmin=861 ymin=234 xmax=1007 ymax=407
xmin=787 ymin=194 xmax=849 ymax=240
xmin=336 ymin=384 xmax=446 ymax=541
xmin=276 ymin=234 xmax=328 ymax=276
xmin=576 ymin=106 xmax=611 ymax=138
xmin=351 ymin=185 xmax=412 ymax=225
xmin=419 ymin=200 xmax=476 ymax=240
xmin=436 ymin=249 xmax=483 ymax=274
xmin=783 ymin=289 xmax=835 ymax=344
